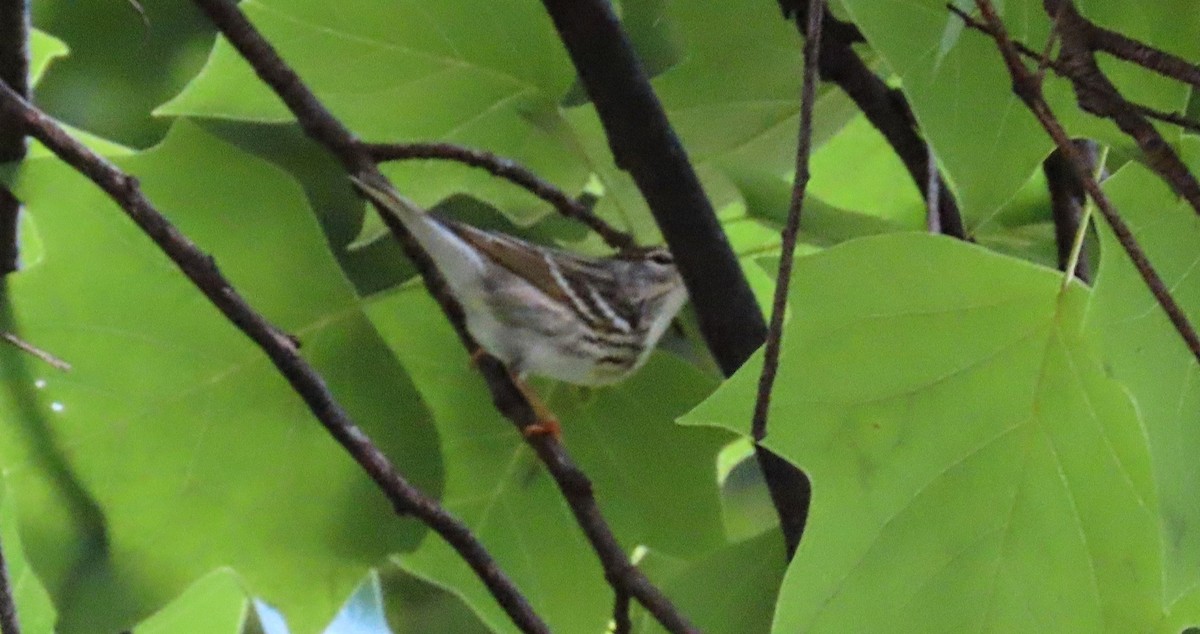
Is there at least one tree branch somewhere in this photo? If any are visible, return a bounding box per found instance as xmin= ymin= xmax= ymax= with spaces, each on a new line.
xmin=0 ymin=0 xmax=30 ymax=273
xmin=611 ymin=587 xmax=632 ymax=634
xmin=1042 ymin=0 xmax=1200 ymax=216
xmin=946 ymin=5 xmax=1200 ymax=135
xmin=0 ymin=81 xmax=550 ymax=634
xmin=750 ymin=0 xmax=825 ymax=559
xmin=1081 ymin=12 xmax=1200 ymax=89
xmin=539 ymin=0 xmax=769 ymax=376
xmin=777 ymin=0 xmax=968 ymax=240
xmin=362 ymin=141 xmax=635 ymax=251
xmin=188 ymin=1 xmax=697 ymax=631
xmin=971 ymin=0 xmax=1200 ymax=367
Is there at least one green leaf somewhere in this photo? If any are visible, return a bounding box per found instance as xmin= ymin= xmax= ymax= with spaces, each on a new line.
xmin=0 ymin=481 xmax=57 ymax=633
xmin=29 ymin=29 xmax=69 ymax=86
xmin=134 ymin=569 xmax=250 ymax=634
xmin=683 ymin=233 xmax=1165 ymax=631
xmin=157 ymin=0 xmax=587 ymax=224
xmin=1088 ymin=140 xmax=1200 ymax=610
xmin=364 ymin=285 xmax=729 ymax=633
xmin=635 ymin=531 xmax=786 ymax=634
xmin=806 ymin=115 xmax=927 ymax=229
xmin=30 ymin=0 xmax=214 ymax=147
xmin=0 ymin=121 xmax=440 ymax=633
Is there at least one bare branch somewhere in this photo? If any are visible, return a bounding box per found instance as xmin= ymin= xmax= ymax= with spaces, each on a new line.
xmin=362 ymin=141 xmax=635 ymax=251
xmin=750 ymin=0 xmax=825 ymax=559
xmin=1076 ymin=7 xmax=1200 ymax=89
xmin=949 ymin=3 xmax=1200 ymax=204
xmin=971 ymin=0 xmax=1200 ymax=367
xmin=778 ymin=0 xmax=968 ymax=240
xmin=612 ymin=588 xmax=632 ymax=634
xmin=1045 ymin=1 xmax=1200 ymax=215
xmin=0 ymin=81 xmax=550 ymax=634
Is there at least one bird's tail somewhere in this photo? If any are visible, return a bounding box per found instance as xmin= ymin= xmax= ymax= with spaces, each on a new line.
xmin=348 ymin=171 xmax=487 ymax=283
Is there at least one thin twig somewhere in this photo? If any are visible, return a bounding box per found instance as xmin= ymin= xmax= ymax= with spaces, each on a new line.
xmin=1082 ymin=13 xmax=1200 ymax=89
xmin=1131 ymin=105 xmax=1200 ymax=135
xmin=749 ymin=0 xmax=824 ymax=558
xmin=611 ymin=588 xmax=632 ymax=634
xmin=780 ymin=0 xmax=967 ymax=240
xmin=1 ymin=332 xmax=71 ymax=371
xmin=363 ymin=142 xmax=635 ymax=251
xmin=972 ymin=0 xmax=1200 ymax=366
xmin=0 ymin=81 xmax=550 ymax=634
xmin=188 ymin=1 xmax=696 ymax=631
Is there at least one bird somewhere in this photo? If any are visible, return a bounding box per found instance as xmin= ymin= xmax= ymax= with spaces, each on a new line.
xmin=350 ymin=172 xmax=689 ymax=433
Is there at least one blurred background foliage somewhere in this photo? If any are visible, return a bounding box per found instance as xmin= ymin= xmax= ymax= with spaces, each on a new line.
xmin=5 ymin=0 xmax=1200 ymax=632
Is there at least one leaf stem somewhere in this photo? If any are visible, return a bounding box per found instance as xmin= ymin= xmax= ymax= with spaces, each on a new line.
xmin=1059 ymin=145 xmax=1108 ymax=293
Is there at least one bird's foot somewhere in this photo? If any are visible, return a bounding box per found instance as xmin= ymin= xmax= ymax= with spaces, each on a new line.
xmin=468 ymin=346 xmax=487 ymax=368
xmin=522 ymin=418 xmax=562 ymax=440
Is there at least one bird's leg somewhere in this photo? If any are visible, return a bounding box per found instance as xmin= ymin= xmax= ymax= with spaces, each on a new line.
xmin=510 ymin=373 xmax=562 ymax=440
xmin=468 ymin=346 xmax=487 ymax=369
xmin=468 ymin=347 xmax=561 ymax=438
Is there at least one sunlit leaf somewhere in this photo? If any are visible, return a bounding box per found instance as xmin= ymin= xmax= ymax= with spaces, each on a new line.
xmin=684 ymin=233 xmax=1167 ymax=631
xmin=1088 ymin=140 xmax=1200 ymax=611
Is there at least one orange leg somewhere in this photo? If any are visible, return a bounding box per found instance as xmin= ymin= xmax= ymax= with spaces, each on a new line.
xmin=468 ymin=347 xmax=487 ymax=368
xmin=510 ymin=374 xmax=562 ymax=440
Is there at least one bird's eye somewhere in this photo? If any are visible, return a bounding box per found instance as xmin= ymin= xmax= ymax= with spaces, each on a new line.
xmin=648 ymin=250 xmax=674 ymax=266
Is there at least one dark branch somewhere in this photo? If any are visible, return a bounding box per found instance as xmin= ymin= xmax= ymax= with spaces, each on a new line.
xmin=1131 ymin=105 xmax=1200 ymax=135
xmin=362 ymin=141 xmax=635 ymax=251
xmin=540 ymin=0 xmax=768 ymax=377
xmin=1080 ymin=11 xmax=1200 ymax=89
xmin=1043 ymin=140 xmax=1095 ymax=283
xmin=189 ymin=1 xmax=696 ymax=631
xmin=778 ymin=0 xmax=968 ymax=240
xmin=0 ymin=0 xmax=30 ymax=274
xmin=972 ymin=0 xmax=1200 ymax=367
xmin=0 ymin=81 xmax=550 ymax=634
xmin=1043 ymin=1 xmax=1200 ymax=215
xmin=948 ymin=5 xmax=1200 ymax=135
xmin=612 ymin=588 xmax=631 ymax=634
xmin=950 ymin=3 xmax=1200 ymax=211
xmin=750 ymin=0 xmax=824 ymax=559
